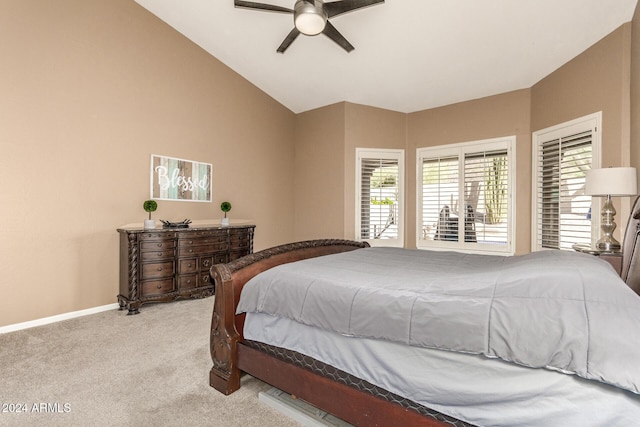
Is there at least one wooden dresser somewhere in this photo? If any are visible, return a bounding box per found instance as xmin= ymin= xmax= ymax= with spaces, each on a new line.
xmin=117 ymin=224 xmax=255 ymax=314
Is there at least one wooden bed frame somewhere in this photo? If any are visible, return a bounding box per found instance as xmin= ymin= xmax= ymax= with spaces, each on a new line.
xmin=209 ymin=197 xmax=640 ymax=426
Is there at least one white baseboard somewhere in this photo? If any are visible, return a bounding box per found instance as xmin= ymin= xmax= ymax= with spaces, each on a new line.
xmin=0 ymin=303 xmax=120 ymax=334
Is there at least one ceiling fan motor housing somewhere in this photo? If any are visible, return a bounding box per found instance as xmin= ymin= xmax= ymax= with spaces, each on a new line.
xmin=234 ymin=0 xmax=384 ymax=53
xmin=294 ymin=0 xmax=327 ymax=35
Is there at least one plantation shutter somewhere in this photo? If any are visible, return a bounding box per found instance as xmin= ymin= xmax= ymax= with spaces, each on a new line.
xmin=535 ymin=130 xmax=592 ymax=250
xmin=464 ymin=149 xmax=509 ymax=244
xmin=357 ymin=149 xmax=404 ymax=247
xmin=420 ymin=155 xmax=459 ymax=241
xmin=418 ymin=137 xmax=513 ymax=254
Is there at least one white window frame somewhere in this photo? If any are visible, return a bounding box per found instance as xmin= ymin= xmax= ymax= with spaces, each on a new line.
xmin=355 ymin=148 xmax=405 ymax=247
xmin=531 ymin=112 xmax=602 ymax=252
xmin=416 ymin=136 xmax=516 ymax=255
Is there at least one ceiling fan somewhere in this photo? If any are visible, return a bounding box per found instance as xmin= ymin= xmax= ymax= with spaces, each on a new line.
xmin=234 ymin=0 xmax=384 ymax=53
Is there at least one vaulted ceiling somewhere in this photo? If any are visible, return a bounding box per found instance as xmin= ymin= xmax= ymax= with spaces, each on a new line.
xmin=135 ymin=0 xmax=638 ymax=113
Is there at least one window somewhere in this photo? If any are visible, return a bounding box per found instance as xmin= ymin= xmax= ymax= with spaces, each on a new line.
xmin=532 ymin=113 xmax=601 ymax=251
xmin=417 ymin=137 xmax=515 ymax=254
xmin=356 ymin=148 xmax=404 ymax=247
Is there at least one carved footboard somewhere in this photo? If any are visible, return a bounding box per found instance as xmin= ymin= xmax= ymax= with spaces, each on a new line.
xmin=209 ymin=239 xmax=369 ymax=395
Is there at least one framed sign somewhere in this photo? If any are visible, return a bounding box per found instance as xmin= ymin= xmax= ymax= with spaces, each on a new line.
xmin=150 ymin=154 xmax=212 ymax=202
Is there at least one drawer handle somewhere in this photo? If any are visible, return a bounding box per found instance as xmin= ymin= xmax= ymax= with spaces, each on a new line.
xmin=157 ymin=243 xmax=163 ymax=248
xmin=186 ymin=279 xmax=192 ymax=284
xmin=157 ymin=253 xmax=162 ymax=257
xmin=203 ymin=276 xmax=209 ymax=283
xmin=189 ymin=249 xmax=193 ymax=253
xmin=156 ymin=284 xmax=162 ymax=289
xmin=189 ymin=240 xmax=193 ymax=244
xmin=203 ymin=260 xmax=210 ymax=267
xmin=187 ymin=263 xmax=192 ymax=268
xmin=157 ymin=267 xmax=163 ymax=271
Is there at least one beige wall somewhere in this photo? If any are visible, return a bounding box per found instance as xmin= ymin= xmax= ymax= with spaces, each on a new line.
xmin=292 ymin=24 xmax=633 ymax=255
xmin=293 ymin=103 xmax=407 ymax=242
xmin=407 ymin=90 xmax=532 ymax=252
xmin=293 ymin=103 xmax=346 ymax=239
xmin=2 ymin=0 xmax=639 ymax=328
xmin=294 ymin=90 xmax=532 ymax=253
xmin=343 ymin=104 xmax=407 ymax=242
xmin=532 ymin=23 xmax=633 ymax=234
xmin=532 ymin=23 xmax=631 ymax=167
xmin=0 ymin=0 xmax=296 ymax=327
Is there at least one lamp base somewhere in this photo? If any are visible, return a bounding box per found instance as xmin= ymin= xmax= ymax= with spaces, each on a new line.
xmin=595 ymin=237 xmax=621 ymax=253
xmin=596 ymin=194 xmax=621 ymax=252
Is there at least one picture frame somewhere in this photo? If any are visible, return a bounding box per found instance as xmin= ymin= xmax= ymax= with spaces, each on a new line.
xmin=150 ymin=154 xmax=212 ymax=202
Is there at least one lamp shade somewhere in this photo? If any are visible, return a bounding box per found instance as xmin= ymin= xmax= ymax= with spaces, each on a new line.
xmin=585 ymin=167 xmax=638 ymax=196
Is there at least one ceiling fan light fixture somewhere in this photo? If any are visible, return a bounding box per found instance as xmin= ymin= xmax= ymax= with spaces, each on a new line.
xmin=294 ymin=1 xmax=327 ymax=36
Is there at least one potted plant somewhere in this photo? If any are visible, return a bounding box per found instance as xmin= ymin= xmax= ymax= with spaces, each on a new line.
xmin=220 ymin=201 xmax=231 ymax=227
xmin=143 ymin=200 xmax=158 ymax=229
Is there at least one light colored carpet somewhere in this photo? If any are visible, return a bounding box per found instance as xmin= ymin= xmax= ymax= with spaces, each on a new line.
xmin=0 ymin=297 xmax=301 ymax=427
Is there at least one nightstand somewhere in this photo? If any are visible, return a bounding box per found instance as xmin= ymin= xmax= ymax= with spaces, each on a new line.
xmin=572 ymin=244 xmax=623 ymax=276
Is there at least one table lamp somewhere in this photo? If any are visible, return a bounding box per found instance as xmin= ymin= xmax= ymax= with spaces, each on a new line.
xmin=585 ymin=167 xmax=638 ymax=252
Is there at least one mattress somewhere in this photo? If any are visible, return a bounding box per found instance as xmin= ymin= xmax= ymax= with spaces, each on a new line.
xmin=244 ymin=340 xmax=473 ymax=427
xmin=244 ymin=312 xmax=640 ymax=427
xmin=237 ymin=247 xmax=640 ymax=394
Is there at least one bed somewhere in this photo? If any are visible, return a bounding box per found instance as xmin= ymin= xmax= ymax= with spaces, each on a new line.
xmin=209 ymin=197 xmax=640 ymax=426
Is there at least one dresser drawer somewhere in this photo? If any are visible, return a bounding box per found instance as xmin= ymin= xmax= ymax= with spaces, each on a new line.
xmin=199 ymin=272 xmax=212 ymax=286
xmin=182 ymin=229 xmax=227 ymax=238
xmin=141 ymin=261 xmax=174 ymax=280
xmin=213 ymin=252 xmax=228 ymax=264
xmin=141 ymin=278 xmax=175 ymax=296
xmin=178 ymin=274 xmax=198 ymax=290
xmin=140 ymin=240 xmax=176 ymax=251
xmin=229 ymin=230 xmax=251 ymax=239
xmin=229 ymin=238 xmax=251 ymax=251
xmin=200 ymin=256 xmax=213 ymax=271
xmin=200 ymin=253 xmax=227 ymax=270
xmin=179 ymin=258 xmax=198 ymax=274
xmin=140 ymin=249 xmax=175 ymax=261
xmin=179 ymin=235 xmax=227 ymax=246
xmin=139 ymin=232 xmax=176 ymax=240
xmin=178 ymin=243 xmax=227 ymax=256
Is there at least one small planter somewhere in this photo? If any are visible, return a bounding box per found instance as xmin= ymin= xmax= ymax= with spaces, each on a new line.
xmin=143 ymin=200 xmax=158 ymax=229
xmin=220 ymin=201 xmax=231 ymax=227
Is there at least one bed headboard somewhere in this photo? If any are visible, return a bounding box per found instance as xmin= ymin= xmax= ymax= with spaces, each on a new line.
xmin=621 ymin=196 xmax=640 ymax=294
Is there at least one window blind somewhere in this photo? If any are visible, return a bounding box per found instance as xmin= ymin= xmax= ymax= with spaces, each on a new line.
xmin=418 ymin=140 xmax=512 ymax=252
xmin=464 ymin=149 xmax=509 ymax=244
xmin=421 ymin=156 xmax=459 ymax=241
xmin=358 ymin=154 xmax=402 ymax=243
xmin=535 ymin=130 xmax=592 ymax=250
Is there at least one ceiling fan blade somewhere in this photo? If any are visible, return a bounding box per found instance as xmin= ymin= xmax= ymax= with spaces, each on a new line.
xmin=324 ymin=0 xmax=384 ymax=18
xmin=322 ymin=21 xmax=354 ymax=52
xmin=277 ymin=27 xmax=301 ymax=53
xmin=234 ymin=1 xmax=293 ymax=13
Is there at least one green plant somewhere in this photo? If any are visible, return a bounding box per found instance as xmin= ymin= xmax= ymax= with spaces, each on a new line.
xmin=371 ymin=197 xmax=395 ymax=205
xmin=220 ymin=201 xmax=232 ymax=218
xmin=484 ymin=156 xmax=507 ymax=224
xmin=143 ymin=200 xmax=157 ymax=220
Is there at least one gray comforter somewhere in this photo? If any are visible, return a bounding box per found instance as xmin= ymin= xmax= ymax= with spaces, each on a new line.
xmin=236 ymin=247 xmax=640 ymax=394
